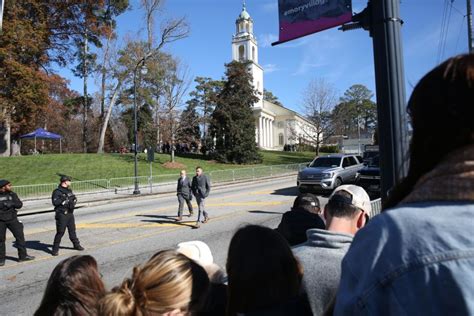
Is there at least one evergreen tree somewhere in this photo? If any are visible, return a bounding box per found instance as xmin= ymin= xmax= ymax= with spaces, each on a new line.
xmin=178 ymin=99 xmax=201 ymax=145
xmin=210 ymin=61 xmax=262 ymax=164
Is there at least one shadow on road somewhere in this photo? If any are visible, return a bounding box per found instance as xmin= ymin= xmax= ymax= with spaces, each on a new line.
xmin=271 ymin=186 xmax=298 ymax=197
xmin=138 ymin=214 xmax=198 ymax=229
xmin=18 ymin=240 xmax=74 ymax=255
xmin=248 ymin=210 xmax=284 ymax=215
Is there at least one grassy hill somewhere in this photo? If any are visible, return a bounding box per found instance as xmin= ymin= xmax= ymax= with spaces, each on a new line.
xmin=1 ymin=150 xmax=317 ymax=185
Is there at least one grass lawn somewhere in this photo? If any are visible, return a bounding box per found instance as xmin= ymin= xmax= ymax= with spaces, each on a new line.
xmin=1 ymin=150 xmax=317 ymax=185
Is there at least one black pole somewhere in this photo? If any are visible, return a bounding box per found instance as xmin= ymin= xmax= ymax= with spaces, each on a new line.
xmin=468 ymin=0 xmax=473 ymax=53
xmin=133 ymin=63 xmax=141 ymax=195
xmin=369 ymin=0 xmax=409 ymax=206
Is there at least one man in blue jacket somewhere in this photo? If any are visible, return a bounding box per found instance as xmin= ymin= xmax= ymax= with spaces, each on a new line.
xmin=192 ymin=167 xmax=211 ymax=227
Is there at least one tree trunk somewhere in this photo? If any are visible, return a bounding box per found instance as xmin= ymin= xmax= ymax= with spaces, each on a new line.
xmin=100 ymin=29 xmax=113 ymax=118
xmin=0 ymin=114 xmax=11 ymax=157
xmin=83 ymin=35 xmax=89 ymax=153
xmin=170 ymin=120 xmax=175 ymax=163
xmin=97 ymin=81 xmax=122 ymax=153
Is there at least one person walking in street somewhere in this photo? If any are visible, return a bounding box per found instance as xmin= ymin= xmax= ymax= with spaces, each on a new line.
xmin=192 ymin=167 xmax=211 ymax=227
xmin=177 ymin=170 xmax=194 ymax=221
xmin=51 ymin=176 xmax=84 ymax=256
xmin=0 ymin=180 xmax=35 ymax=266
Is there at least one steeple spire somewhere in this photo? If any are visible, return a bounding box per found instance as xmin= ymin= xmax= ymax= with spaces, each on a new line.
xmin=242 ymin=0 xmax=246 ymax=11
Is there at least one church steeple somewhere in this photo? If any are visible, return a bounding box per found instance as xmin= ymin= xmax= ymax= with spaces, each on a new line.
xmin=231 ymin=1 xmax=263 ymax=108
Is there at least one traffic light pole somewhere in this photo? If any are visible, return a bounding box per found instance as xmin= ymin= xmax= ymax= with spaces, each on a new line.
xmin=343 ymin=0 xmax=409 ymax=206
xmin=370 ymin=0 xmax=409 ymax=205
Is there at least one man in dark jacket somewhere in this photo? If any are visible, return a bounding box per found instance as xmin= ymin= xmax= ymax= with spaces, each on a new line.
xmin=275 ymin=193 xmax=325 ymax=246
xmin=0 ymin=180 xmax=35 ymax=266
xmin=51 ymin=176 xmax=84 ymax=256
xmin=177 ymin=170 xmax=194 ymax=221
xmin=192 ymin=167 xmax=211 ymax=227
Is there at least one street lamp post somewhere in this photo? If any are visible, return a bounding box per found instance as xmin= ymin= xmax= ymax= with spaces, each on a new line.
xmin=132 ymin=59 xmax=147 ymax=195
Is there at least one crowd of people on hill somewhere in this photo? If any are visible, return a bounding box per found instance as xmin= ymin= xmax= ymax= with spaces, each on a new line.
xmin=9 ymin=53 xmax=474 ymax=315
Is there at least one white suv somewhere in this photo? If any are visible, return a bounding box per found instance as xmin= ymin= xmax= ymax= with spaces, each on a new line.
xmin=297 ymin=154 xmax=364 ymax=192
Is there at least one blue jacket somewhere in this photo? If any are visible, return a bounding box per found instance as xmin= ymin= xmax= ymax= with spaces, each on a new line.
xmin=335 ymin=202 xmax=474 ymax=316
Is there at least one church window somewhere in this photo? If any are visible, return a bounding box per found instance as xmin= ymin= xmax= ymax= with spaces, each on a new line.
xmin=279 ymin=133 xmax=284 ymax=146
xmin=239 ymin=45 xmax=245 ymax=61
xmin=252 ymin=46 xmax=256 ymax=61
xmin=277 ymin=121 xmax=284 ymax=128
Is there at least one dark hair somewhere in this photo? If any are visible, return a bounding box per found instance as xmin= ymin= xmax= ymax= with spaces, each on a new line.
xmin=292 ymin=193 xmax=320 ymax=213
xmin=35 ymin=255 xmax=105 ymax=316
xmin=385 ymin=54 xmax=474 ymax=208
xmin=326 ymin=190 xmax=362 ymax=218
xmin=226 ymin=225 xmax=302 ymax=316
xmin=196 ymin=166 xmax=202 ymax=171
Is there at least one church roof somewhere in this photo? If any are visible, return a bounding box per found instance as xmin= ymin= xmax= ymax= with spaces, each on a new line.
xmin=238 ymin=2 xmax=251 ymax=20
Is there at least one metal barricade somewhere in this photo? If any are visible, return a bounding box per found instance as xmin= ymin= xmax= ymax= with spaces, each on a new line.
xmin=370 ymin=198 xmax=382 ymax=218
xmin=15 ymin=162 xmax=311 ymax=200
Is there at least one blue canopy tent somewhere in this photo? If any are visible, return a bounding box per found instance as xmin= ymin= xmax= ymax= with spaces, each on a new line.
xmin=20 ymin=128 xmax=63 ymax=154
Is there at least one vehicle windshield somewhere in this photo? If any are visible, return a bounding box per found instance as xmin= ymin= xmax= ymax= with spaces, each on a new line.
xmin=368 ymin=156 xmax=380 ymax=167
xmin=309 ymin=157 xmax=341 ymax=168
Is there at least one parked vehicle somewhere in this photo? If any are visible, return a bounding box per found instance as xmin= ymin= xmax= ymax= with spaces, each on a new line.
xmin=297 ymin=154 xmax=364 ymax=193
xmin=362 ymin=145 xmax=379 ymax=165
xmin=356 ymin=155 xmax=381 ymax=199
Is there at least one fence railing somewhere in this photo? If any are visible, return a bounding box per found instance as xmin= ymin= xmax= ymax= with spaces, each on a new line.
xmin=14 ymin=163 xmax=309 ymax=200
xmin=370 ymin=198 xmax=382 ymax=218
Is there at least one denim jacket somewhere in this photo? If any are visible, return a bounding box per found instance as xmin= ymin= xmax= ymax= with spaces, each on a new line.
xmin=335 ymin=202 xmax=474 ymax=316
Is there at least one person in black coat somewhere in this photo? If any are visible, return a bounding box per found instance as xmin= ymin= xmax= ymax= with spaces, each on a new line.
xmin=51 ymin=176 xmax=84 ymax=256
xmin=191 ymin=167 xmax=211 ymax=227
xmin=275 ymin=193 xmax=326 ymax=246
xmin=177 ymin=170 xmax=194 ymax=221
xmin=0 ymin=180 xmax=35 ymax=266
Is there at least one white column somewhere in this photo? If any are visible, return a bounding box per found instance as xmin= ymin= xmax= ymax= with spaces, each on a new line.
xmin=266 ymin=118 xmax=271 ymax=148
xmin=264 ymin=118 xmax=269 ymax=148
xmin=270 ymin=119 xmax=274 ymax=149
xmin=259 ymin=116 xmax=264 ymax=147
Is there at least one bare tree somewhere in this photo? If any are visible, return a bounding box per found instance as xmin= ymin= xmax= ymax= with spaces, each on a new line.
xmin=96 ymin=3 xmax=189 ymax=153
xmin=160 ymin=62 xmax=191 ymax=162
xmin=300 ymin=78 xmax=338 ymax=155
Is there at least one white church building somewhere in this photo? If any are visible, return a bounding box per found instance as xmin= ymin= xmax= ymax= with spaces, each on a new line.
xmin=231 ymin=3 xmax=318 ymax=150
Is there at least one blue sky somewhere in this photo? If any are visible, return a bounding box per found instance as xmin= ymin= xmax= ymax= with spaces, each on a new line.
xmin=61 ymin=0 xmax=469 ymax=113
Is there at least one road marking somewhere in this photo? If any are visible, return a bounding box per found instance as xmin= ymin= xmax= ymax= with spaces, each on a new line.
xmin=1 ymin=203 xmax=284 ymax=270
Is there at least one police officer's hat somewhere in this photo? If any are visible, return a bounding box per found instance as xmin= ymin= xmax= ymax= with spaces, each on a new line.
xmin=60 ymin=175 xmax=72 ymax=183
xmin=0 ymin=179 xmax=10 ymax=188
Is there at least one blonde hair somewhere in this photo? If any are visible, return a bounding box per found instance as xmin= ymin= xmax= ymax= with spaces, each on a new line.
xmin=99 ymin=250 xmax=202 ymax=315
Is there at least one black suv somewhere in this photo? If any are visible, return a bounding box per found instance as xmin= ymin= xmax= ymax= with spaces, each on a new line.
xmin=356 ymin=155 xmax=381 ymax=198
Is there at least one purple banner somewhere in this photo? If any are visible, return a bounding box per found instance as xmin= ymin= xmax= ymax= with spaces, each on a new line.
xmin=275 ymin=0 xmax=352 ymax=45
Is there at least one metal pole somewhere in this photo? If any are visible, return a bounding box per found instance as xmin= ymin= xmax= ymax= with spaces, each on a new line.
xmin=0 ymin=0 xmax=4 ymax=34
xmin=133 ymin=64 xmax=141 ymax=195
xmin=370 ymin=0 xmax=409 ymax=205
xmin=468 ymin=0 xmax=473 ymax=52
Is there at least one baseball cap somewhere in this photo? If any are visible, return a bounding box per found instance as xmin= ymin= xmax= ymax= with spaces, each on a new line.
xmin=293 ymin=193 xmax=320 ymax=209
xmin=60 ymin=175 xmax=72 ymax=183
xmin=329 ymin=185 xmax=372 ymax=216
xmin=0 ymin=179 xmax=11 ymax=188
xmin=176 ymin=240 xmax=214 ymax=266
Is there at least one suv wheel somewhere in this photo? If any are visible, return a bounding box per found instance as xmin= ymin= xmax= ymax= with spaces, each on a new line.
xmin=334 ymin=178 xmax=342 ymax=188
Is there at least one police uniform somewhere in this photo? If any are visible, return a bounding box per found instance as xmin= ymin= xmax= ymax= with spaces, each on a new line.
xmin=51 ymin=176 xmax=83 ymax=256
xmin=0 ymin=179 xmax=34 ymax=266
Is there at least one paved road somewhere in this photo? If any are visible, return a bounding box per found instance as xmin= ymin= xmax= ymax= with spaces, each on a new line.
xmin=0 ymin=176 xmax=328 ymax=315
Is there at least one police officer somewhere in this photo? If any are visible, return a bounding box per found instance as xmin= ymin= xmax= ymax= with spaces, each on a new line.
xmin=0 ymin=179 xmax=35 ymax=266
xmin=51 ymin=176 xmax=84 ymax=256
xmin=191 ymin=166 xmax=211 ymax=227
xmin=177 ymin=170 xmax=193 ymax=221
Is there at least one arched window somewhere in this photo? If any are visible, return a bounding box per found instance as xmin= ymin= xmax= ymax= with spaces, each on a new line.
xmin=252 ymin=46 xmax=256 ymax=61
xmin=279 ymin=133 xmax=284 ymax=146
xmin=239 ymin=45 xmax=245 ymax=61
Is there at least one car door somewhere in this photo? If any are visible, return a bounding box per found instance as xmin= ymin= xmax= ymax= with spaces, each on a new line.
xmin=341 ymin=157 xmax=352 ymax=182
xmin=347 ymin=156 xmax=360 ymax=182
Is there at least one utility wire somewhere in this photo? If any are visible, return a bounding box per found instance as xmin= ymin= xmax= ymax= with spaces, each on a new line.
xmin=437 ymin=0 xmax=449 ymax=63
xmin=455 ymin=16 xmax=466 ymax=53
xmin=441 ymin=1 xmax=454 ymax=60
